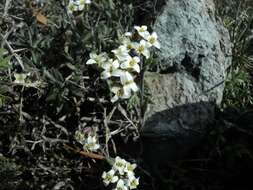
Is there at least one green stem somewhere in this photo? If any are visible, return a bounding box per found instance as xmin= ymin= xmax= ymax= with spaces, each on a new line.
xmin=139 ymin=58 xmax=145 ymax=127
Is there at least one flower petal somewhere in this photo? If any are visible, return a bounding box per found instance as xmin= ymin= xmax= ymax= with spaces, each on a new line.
xmin=124 ymin=32 xmax=132 ymax=37
xmin=133 ymin=56 xmax=140 ymax=63
xmin=112 ymin=60 xmax=119 ymax=69
xmin=101 ymin=71 xmax=111 ymax=79
xmin=132 ymin=63 xmax=140 ymax=73
xmin=111 ymin=69 xmax=123 ymax=77
xmin=86 ymin=59 xmax=96 ymax=65
xmin=108 ymin=169 xmax=115 ymax=176
xmin=120 ymin=71 xmax=133 ymax=85
xmin=111 ymin=86 xmax=121 ymax=94
xmin=134 ymin=26 xmax=140 ymax=31
xmin=102 ymin=171 xmax=107 ymax=179
xmin=111 ymin=176 xmax=119 ymax=183
xmin=129 ymin=82 xmax=138 ymax=92
xmin=154 ymin=41 xmax=161 ymax=49
xmin=141 ymin=31 xmax=150 ymax=39
xmin=143 ymin=49 xmax=150 ymax=59
xmin=111 ymin=95 xmax=119 ymax=103
xmin=122 ymin=90 xmax=131 ymax=99
xmin=120 ymin=61 xmax=130 ymax=69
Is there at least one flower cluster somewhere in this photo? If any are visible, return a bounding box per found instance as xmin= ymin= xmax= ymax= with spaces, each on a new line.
xmin=67 ymin=0 xmax=91 ymax=14
xmin=75 ymin=130 xmax=100 ymax=152
xmin=86 ymin=25 xmax=160 ymax=103
xmin=102 ymin=157 xmax=139 ymax=190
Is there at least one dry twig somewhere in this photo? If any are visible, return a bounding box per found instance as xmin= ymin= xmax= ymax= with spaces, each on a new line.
xmin=64 ymin=143 xmax=105 ymax=160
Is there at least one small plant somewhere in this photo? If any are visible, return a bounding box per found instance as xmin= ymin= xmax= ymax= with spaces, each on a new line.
xmin=76 ymin=25 xmax=160 ymax=189
xmin=74 ymin=128 xmax=140 ymax=189
xmin=0 ymin=48 xmax=11 ymax=70
xmin=218 ymin=0 xmax=253 ymax=109
xmin=222 ymin=68 xmax=253 ymax=108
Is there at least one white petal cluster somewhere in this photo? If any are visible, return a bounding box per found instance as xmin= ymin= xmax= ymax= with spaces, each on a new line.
xmin=74 ymin=131 xmax=100 ymax=152
xmin=67 ymin=0 xmax=91 ymax=14
xmin=86 ymin=25 xmax=160 ymax=103
xmin=102 ymin=156 xmax=139 ymax=190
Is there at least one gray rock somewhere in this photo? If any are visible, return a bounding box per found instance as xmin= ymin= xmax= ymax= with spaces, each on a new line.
xmin=151 ymin=0 xmax=232 ymax=106
xmin=142 ymin=102 xmax=214 ymax=161
xmin=141 ymin=0 xmax=232 ymax=166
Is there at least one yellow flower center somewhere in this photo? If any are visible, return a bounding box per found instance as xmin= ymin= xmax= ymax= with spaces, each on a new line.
xmin=149 ymin=37 xmax=155 ymax=44
xmin=116 ymin=88 xmax=124 ymax=97
xmin=127 ymin=165 xmax=134 ymax=171
xmin=68 ymin=4 xmax=75 ymax=11
xmin=131 ymin=180 xmax=137 ymax=187
xmin=129 ymin=59 xmax=136 ymax=67
xmin=86 ymin=142 xmax=95 ymax=149
xmin=109 ymin=66 xmax=113 ymax=73
xmin=116 ymin=162 xmax=124 ymax=167
xmin=75 ymin=132 xmax=84 ymax=141
xmin=140 ymin=27 xmax=145 ymax=32
xmin=125 ymin=80 xmax=133 ymax=86
xmin=127 ymin=43 xmax=132 ymax=50
xmin=80 ymin=0 xmax=85 ymax=5
xmin=137 ymin=45 xmax=144 ymax=54
xmin=105 ymin=174 xmax=112 ymax=181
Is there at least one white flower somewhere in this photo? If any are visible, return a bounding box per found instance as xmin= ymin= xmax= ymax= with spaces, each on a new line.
xmin=112 ymin=45 xmax=129 ymax=61
xmin=127 ymin=175 xmax=139 ymax=190
xmin=101 ymin=59 xmax=122 ymax=79
xmin=86 ymin=52 xmax=107 ymax=66
xmin=114 ymin=179 xmax=128 ymax=190
xmin=121 ymin=37 xmax=135 ymax=52
xmin=67 ymin=1 xmax=77 ymax=13
xmin=110 ymin=86 xmax=131 ymax=103
xmin=83 ymin=135 xmax=100 ymax=152
xmin=120 ymin=56 xmax=140 ymax=73
xmin=79 ymin=0 xmax=91 ymax=9
xmin=68 ymin=0 xmax=81 ymax=13
xmin=113 ymin=156 xmax=127 ymax=175
xmin=78 ymin=0 xmax=85 ymax=10
xmin=134 ymin=25 xmax=150 ymax=39
xmin=14 ymin=73 xmax=28 ymax=84
xmin=124 ymin=32 xmax=132 ymax=37
xmin=134 ymin=40 xmax=150 ymax=59
xmin=146 ymin=32 xmax=160 ymax=49
xmin=74 ymin=131 xmax=85 ymax=144
xmin=102 ymin=169 xmax=119 ymax=186
xmin=120 ymin=72 xmax=138 ymax=94
xmin=124 ymin=162 xmax=137 ymax=175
